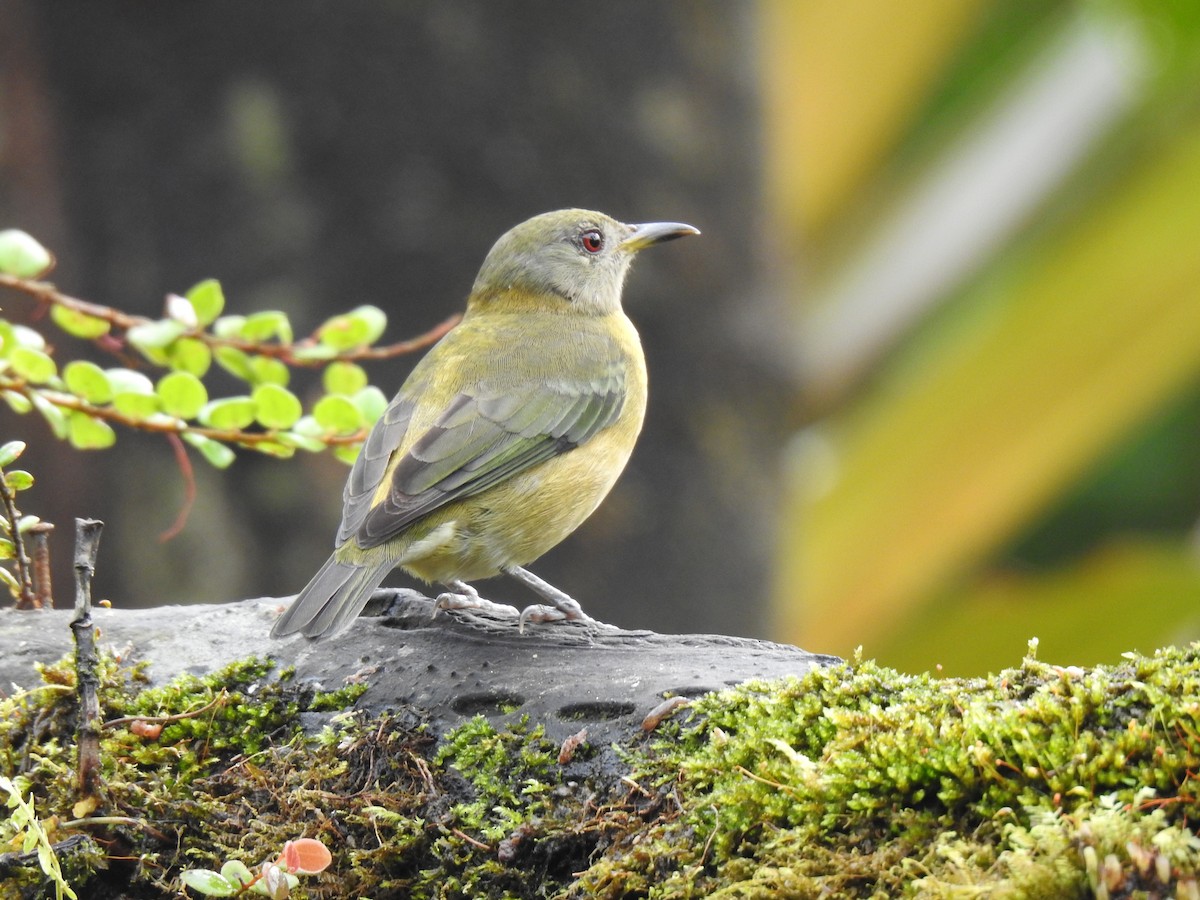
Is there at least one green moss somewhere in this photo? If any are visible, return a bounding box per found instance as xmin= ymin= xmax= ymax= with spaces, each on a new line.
xmin=3 ymin=643 xmax=1200 ymax=898
xmin=574 ymin=644 xmax=1200 ymax=898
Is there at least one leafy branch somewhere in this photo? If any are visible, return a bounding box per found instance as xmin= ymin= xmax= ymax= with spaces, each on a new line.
xmin=0 ymin=229 xmax=456 ymax=469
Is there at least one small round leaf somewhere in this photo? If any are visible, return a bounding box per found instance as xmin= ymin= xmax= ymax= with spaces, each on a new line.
xmin=182 ymin=432 xmax=237 ymax=469
xmin=323 ymin=361 xmax=368 ymax=395
xmin=187 ymin=279 xmax=226 ymax=326
xmin=0 ymin=229 xmax=53 ymax=277
xmin=178 ymin=868 xmax=237 ymax=897
xmin=157 ymin=372 xmax=208 ymax=419
xmin=127 ymin=318 xmax=186 ymax=351
xmin=66 ymin=412 xmax=116 ymax=449
xmin=239 ymin=310 xmax=293 ymax=344
xmin=248 ymin=355 xmax=289 ymax=387
xmin=333 ymin=443 xmax=362 ymax=465
xmin=10 ymin=347 xmax=57 ymax=384
xmin=252 ymin=383 xmax=301 ymax=430
xmin=198 ymin=396 xmax=257 ymax=430
xmin=353 ymin=386 xmax=389 ymax=425
xmin=4 ymin=470 xmax=34 ymax=491
xmin=50 ymin=305 xmax=111 ymax=339
xmin=0 ymin=440 xmax=26 ymax=467
xmin=167 ymin=338 xmax=212 ymax=377
xmin=313 ymin=395 xmax=363 ymax=434
xmin=214 ymin=346 xmax=254 ymax=382
xmin=63 ymin=361 xmax=114 ymax=404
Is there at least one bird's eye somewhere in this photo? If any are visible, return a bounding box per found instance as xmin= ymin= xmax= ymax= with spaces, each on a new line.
xmin=579 ymin=229 xmax=604 ymax=254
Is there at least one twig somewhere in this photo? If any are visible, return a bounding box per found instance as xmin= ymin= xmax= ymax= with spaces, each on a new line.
xmin=0 ymin=273 xmax=460 ymax=367
xmin=1 ymin=382 xmax=368 ymax=447
xmin=28 ymin=521 xmax=54 ymax=608
xmin=102 ymin=690 xmax=227 ymax=730
xmin=157 ymin=433 xmax=195 ymax=542
xmin=0 ymin=463 xmax=35 ymax=608
xmin=56 ymin=816 xmax=171 ymax=844
xmin=71 ymin=518 xmax=104 ymax=807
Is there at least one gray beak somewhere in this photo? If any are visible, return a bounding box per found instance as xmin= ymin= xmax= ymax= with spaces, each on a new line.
xmin=620 ymin=221 xmax=701 ymax=252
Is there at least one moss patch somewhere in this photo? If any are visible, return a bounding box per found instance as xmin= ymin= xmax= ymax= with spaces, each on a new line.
xmin=2 ymin=644 xmax=1199 ymax=898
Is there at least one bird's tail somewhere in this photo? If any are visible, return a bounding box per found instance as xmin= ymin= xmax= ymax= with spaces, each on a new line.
xmin=270 ymin=556 xmax=392 ymax=639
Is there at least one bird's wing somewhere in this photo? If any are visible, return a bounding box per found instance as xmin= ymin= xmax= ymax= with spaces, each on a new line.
xmin=338 ymin=362 xmax=628 ymax=550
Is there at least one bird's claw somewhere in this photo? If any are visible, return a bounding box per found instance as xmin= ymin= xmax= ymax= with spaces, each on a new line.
xmin=434 ymin=589 xmax=519 ymax=618
xmin=517 ymin=602 xmax=597 ymax=634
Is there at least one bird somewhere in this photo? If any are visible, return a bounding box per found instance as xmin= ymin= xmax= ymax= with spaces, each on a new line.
xmin=271 ymin=208 xmax=699 ymax=638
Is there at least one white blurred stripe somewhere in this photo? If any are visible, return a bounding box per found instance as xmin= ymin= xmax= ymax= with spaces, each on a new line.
xmin=800 ymin=11 xmax=1150 ymax=394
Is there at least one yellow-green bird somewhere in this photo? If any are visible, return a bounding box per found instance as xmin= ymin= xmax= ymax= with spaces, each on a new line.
xmin=271 ymin=208 xmax=699 ymax=638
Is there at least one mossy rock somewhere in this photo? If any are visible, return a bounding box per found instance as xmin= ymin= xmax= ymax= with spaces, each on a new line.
xmin=2 ymin=640 xmax=1199 ymax=898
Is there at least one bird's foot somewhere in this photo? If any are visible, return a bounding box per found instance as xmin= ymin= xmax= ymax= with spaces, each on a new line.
xmin=434 ymin=581 xmax=519 ymax=618
xmin=517 ymin=600 xmax=597 ymax=633
xmin=503 ymin=565 xmax=598 ymax=633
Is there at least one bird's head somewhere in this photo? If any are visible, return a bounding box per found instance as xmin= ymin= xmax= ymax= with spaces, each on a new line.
xmin=469 ymin=209 xmax=699 ymax=316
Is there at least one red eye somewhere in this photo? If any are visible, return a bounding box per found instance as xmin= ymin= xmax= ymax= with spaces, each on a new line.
xmin=580 ymin=229 xmax=604 ymax=253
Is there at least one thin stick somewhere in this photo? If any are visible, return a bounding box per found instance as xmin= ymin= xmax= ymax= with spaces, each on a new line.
xmin=0 ymin=467 xmax=34 ymax=608
xmin=71 ymin=518 xmax=104 ymax=807
xmin=28 ymin=521 xmax=54 ymax=608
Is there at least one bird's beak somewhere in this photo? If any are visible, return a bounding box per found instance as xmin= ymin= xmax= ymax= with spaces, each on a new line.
xmin=620 ymin=221 xmax=701 ymax=252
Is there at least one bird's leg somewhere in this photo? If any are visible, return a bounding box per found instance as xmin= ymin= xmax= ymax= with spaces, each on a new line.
xmin=434 ymin=580 xmax=519 ymax=617
xmin=503 ymin=565 xmax=598 ymax=632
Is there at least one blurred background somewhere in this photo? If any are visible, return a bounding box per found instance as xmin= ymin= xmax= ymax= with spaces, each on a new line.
xmin=2 ymin=1 xmax=1199 ymax=676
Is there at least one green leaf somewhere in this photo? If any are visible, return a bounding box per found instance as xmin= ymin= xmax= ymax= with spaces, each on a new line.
xmin=113 ymin=393 xmax=159 ymax=417
xmin=167 ymin=338 xmax=212 ymax=377
xmin=187 ymin=279 xmax=226 ymax=326
xmin=0 ymin=566 xmax=20 ymax=598
xmin=10 ymin=324 xmax=46 ymax=351
xmin=0 ymin=229 xmax=53 ymax=278
xmin=107 ymin=368 xmax=159 ymax=418
xmin=156 ymin=372 xmax=208 ymax=419
xmin=3 ymin=391 xmax=32 ymax=414
xmin=323 ymin=361 xmax=368 ymax=395
xmin=178 ymin=868 xmax=237 ymax=897
xmin=253 ymin=440 xmax=296 ymax=459
xmin=291 ymin=415 xmax=324 ymax=438
xmin=291 ymin=343 xmax=337 ymax=362
xmin=182 ymin=432 xmax=236 ymax=469
xmin=4 ymin=470 xmax=33 ymax=491
xmin=0 ymin=539 xmax=14 ymax=560
xmin=16 ymin=515 xmax=40 ymax=532
xmin=312 ymin=395 xmax=364 ymax=434
xmin=63 ymin=361 xmax=113 ymax=404
xmin=317 ymin=305 xmax=387 ymax=350
xmin=212 ymin=314 xmax=246 ymax=338
xmin=333 ymin=443 xmax=362 ymax=465
xmin=105 ymin=368 xmax=155 ymax=395
xmin=165 ymin=293 xmax=198 ymax=327
xmin=198 ymin=396 xmax=257 ymax=430
xmin=248 ymin=355 xmax=289 ymax=387
xmin=252 ymin=383 xmax=302 ymax=430
xmin=127 ymin=318 xmax=186 ymax=351
xmin=239 ymin=310 xmax=293 ymax=344
xmin=10 ymin=347 xmax=57 ymax=384
xmin=353 ymin=385 xmax=389 ymax=425
xmin=0 ymin=440 xmax=25 ymax=467
xmin=219 ymin=860 xmax=253 ymax=889
xmin=277 ymin=430 xmax=326 ymax=452
xmin=67 ymin=412 xmax=116 ymax=449
xmin=30 ymin=394 xmax=66 ymax=438
xmin=214 ymin=346 xmax=255 ymax=382
xmin=50 ymin=305 xmax=111 ymax=339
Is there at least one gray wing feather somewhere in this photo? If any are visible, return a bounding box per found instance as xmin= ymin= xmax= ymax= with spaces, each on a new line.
xmin=353 ymin=369 xmax=626 ymax=550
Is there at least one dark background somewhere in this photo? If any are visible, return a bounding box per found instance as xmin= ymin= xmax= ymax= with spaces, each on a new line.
xmin=0 ymin=2 xmax=789 ymax=636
